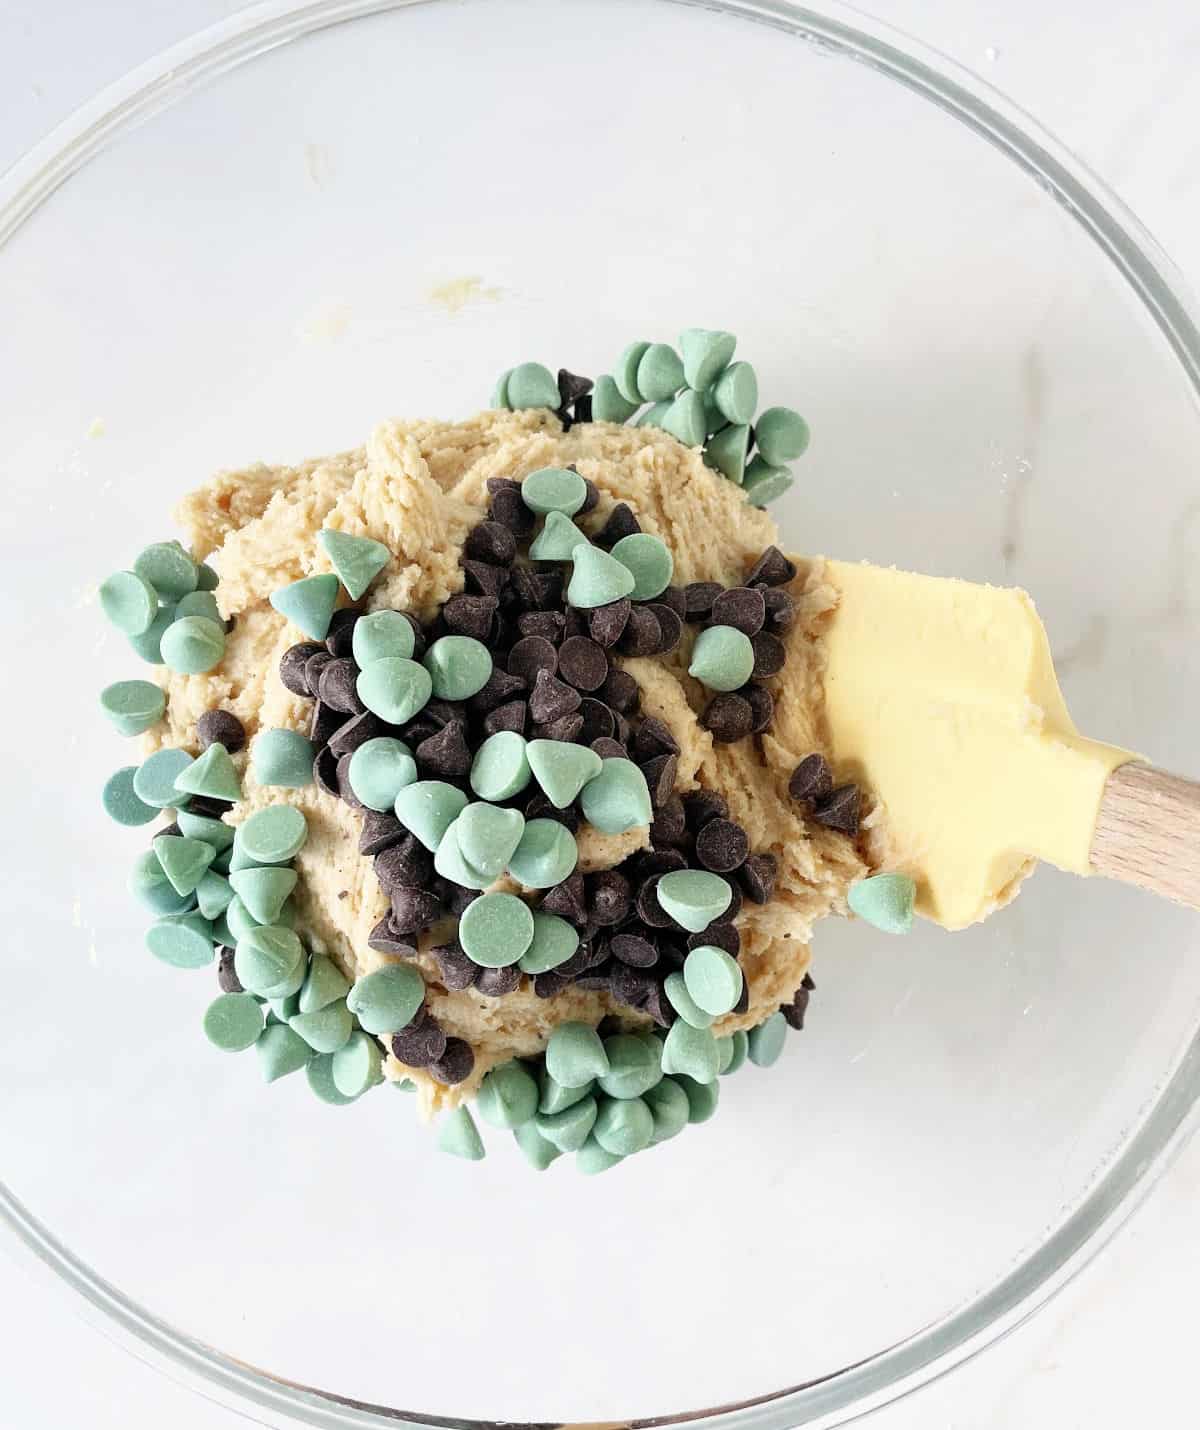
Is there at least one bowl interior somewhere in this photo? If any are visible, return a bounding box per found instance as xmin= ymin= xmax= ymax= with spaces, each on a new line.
xmin=3 ymin=0 xmax=1200 ymax=1422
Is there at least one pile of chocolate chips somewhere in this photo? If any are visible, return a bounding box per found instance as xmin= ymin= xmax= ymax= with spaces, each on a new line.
xmin=269 ymin=479 xmax=837 ymax=1075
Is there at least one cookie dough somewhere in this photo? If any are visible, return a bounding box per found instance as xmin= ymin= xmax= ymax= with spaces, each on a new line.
xmin=147 ymin=410 xmax=864 ymax=1111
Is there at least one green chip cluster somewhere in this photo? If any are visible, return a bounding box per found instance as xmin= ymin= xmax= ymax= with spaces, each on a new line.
xmin=491 ymin=329 xmax=810 ymax=507
xmin=99 ymin=540 xmax=226 ymax=676
xmin=441 ymin=1005 xmax=795 ymax=1173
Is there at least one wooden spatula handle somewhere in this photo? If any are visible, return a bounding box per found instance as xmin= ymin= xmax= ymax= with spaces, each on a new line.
xmin=1091 ymin=763 xmax=1200 ymax=910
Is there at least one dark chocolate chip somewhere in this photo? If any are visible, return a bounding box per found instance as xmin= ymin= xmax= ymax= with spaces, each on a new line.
xmin=508 ymin=635 xmax=558 ymax=686
xmin=542 ymin=872 xmax=587 ymax=924
xmin=657 ymin=936 xmax=689 ymax=970
xmin=389 ymin=888 xmax=444 ymax=934
xmin=683 ymin=581 xmax=723 ymax=619
xmin=558 ymin=940 xmax=607 ymax=978
xmin=572 ymin=394 xmax=593 ymax=425
xmin=318 ymin=657 xmax=365 ymax=715
xmin=391 ymin=1012 xmax=450 ymax=1069
xmin=743 ymin=682 xmax=775 ymax=733
xmin=327 ymin=711 xmax=385 ymax=758
xmin=532 ymin=714 xmax=584 ymax=743
xmin=466 ymin=667 xmax=526 ymax=715
xmin=788 ymin=753 xmax=834 ymax=803
xmin=475 ymin=964 xmax=523 ymax=998
xmin=359 ymin=810 xmax=408 ymax=855
xmin=557 ymin=369 xmax=593 ymax=406
xmin=401 ymin=720 xmax=439 ymax=748
xmin=647 ymin=603 xmax=683 ymax=654
xmin=534 ymin=971 xmax=571 ymax=999
xmin=430 ymin=941 xmax=479 ymax=991
xmin=812 ymin=784 xmax=861 ymax=836
xmin=589 ymin=870 xmax=632 ymax=926
xmin=279 ymin=641 xmax=324 ymax=697
xmin=367 ymin=914 xmax=417 ymax=957
xmin=335 ymin=752 xmax=365 ymax=809
xmin=732 ymin=971 xmax=750 ymax=1015
xmin=325 ymin=608 xmax=360 ymax=657
xmin=632 ymin=717 xmax=680 ymax=761
xmin=761 ymin=587 xmax=797 ymax=631
xmin=682 ymin=789 xmax=728 ymax=828
xmin=196 ymin=709 xmax=246 ymax=754
xmin=642 ymin=979 xmax=676 ymax=1028
xmin=594 ymin=502 xmax=641 ymax=549
xmin=441 ymin=881 xmax=480 ymax=917
xmin=184 ymin=795 xmax=234 ymax=818
xmin=574 ymin=964 xmax=614 ymax=994
xmin=617 ymin=606 xmax=661 ymax=657
xmin=428 ymin=1035 xmax=475 ymax=1084
xmin=803 ymin=972 xmax=815 ymax=990
xmin=402 ymin=613 xmax=427 ymax=661
xmin=611 ymin=963 xmax=657 ymax=1010
xmin=746 ymin=545 xmax=796 ymax=587
xmin=525 ymin=793 xmax=580 ymax=829
xmin=657 ymin=586 xmax=688 ymax=619
xmin=486 ymin=477 xmax=522 ymax=497
xmin=725 ymin=881 xmax=744 ymax=921
xmin=563 ymin=606 xmax=589 ymax=640
xmin=614 ymin=711 xmax=632 ymax=746
xmin=599 ymin=668 xmax=640 ymax=714
xmin=443 ymin=593 xmax=499 ymax=642
xmin=483 ymin=699 xmax=528 ymax=736
xmin=688 ymin=922 xmax=739 ymax=956
xmin=424 ymin=613 xmax=449 ymax=644
xmin=782 ymin=983 xmax=811 ymax=1030
xmin=463 ymin=560 xmax=509 ymax=598
xmin=739 ymin=852 xmax=778 ymax=904
xmin=610 ymin=933 xmax=658 ymax=968
xmin=695 ymin=817 xmax=749 ymax=873
xmin=577 ymin=698 xmax=615 ymax=743
xmin=304 ymin=648 xmax=335 ymax=695
xmin=510 ymin=567 xmax=563 ymax=611
xmin=374 ymin=835 xmax=434 ymax=894
xmin=650 ymin=793 xmax=687 ymax=847
xmin=587 ymin=599 xmax=631 ymax=648
xmin=634 ymin=847 xmax=688 ymax=878
xmin=580 ymin=477 xmax=600 ymax=513
xmin=558 ymin=636 xmax=609 ymax=691
xmin=591 ymin=736 xmax=626 ymax=759
xmin=465 ymin=520 xmax=517 ymax=564
xmin=711 ymin=586 xmax=765 ymax=636
xmin=415 ymin=720 xmax=472 ymax=779
xmin=528 ymin=669 xmax=582 ymax=725
xmin=216 ymin=946 xmax=243 ymax=993
xmin=424 ymin=701 xmax=465 ymax=731
xmin=311 ymin=700 xmax=345 ymax=747
xmin=152 ymin=821 xmax=181 ymax=842
xmin=701 ymin=692 xmax=753 ymax=743
xmin=750 ymin=631 xmax=786 ymax=679
xmin=314 ymin=743 xmax=343 ymax=800
xmin=640 ymin=753 xmax=678 ymax=809
xmin=488 ymin=488 xmax=536 ymax=537
xmin=636 ymin=874 xmax=678 ymax=929
xmin=517 ymin=610 xmax=565 ymax=643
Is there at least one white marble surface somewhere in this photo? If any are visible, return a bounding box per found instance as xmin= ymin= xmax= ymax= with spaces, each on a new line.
xmin=2 ymin=1 xmax=1199 ymax=1426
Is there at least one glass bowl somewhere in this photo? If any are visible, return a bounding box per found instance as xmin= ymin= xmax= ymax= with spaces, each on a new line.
xmin=3 ymin=1 xmax=1199 ymax=1426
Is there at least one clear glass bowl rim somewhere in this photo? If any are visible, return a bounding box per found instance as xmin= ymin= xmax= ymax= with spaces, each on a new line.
xmin=3 ymin=2 xmax=1200 ymax=1426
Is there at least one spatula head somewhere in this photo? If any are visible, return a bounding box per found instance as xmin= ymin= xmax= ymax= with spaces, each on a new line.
xmin=819 ymin=560 xmax=1130 ymax=929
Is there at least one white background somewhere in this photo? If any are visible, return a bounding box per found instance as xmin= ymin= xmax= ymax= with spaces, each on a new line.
xmin=2 ymin=1 xmax=1199 ymax=1426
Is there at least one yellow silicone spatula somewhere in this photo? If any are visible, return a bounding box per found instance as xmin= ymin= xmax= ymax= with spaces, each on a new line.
xmin=819 ymin=560 xmax=1200 ymax=929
